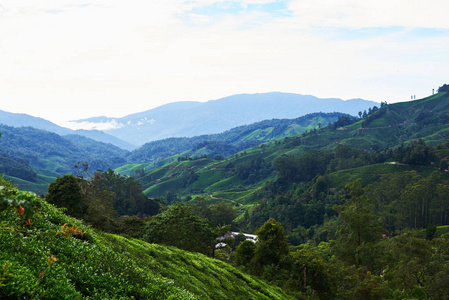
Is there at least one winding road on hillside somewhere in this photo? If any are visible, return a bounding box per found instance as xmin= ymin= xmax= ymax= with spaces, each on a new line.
xmin=209 ymin=194 xmax=243 ymax=206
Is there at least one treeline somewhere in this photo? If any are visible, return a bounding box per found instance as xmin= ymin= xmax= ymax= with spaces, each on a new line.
xmin=239 ymin=140 xmax=448 ymax=241
xmin=46 ymin=169 xmax=161 ymax=236
xmin=132 ymin=183 xmax=449 ymax=299
xmin=234 ymin=184 xmax=449 ymax=299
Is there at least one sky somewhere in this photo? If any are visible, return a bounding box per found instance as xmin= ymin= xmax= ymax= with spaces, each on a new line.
xmin=1 ymin=0 xmax=448 ymax=129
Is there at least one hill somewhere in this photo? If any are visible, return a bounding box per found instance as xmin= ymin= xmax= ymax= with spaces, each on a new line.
xmin=71 ymin=130 xmax=136 ymax=151
xmin=121 ymin=92 xmax=449 ymax=202
xmin=126 ymin=112 xmax=346 ymax=164
xmin=0 ymin=112 xmax=344 ymax=194
xmin=0 ymin=178 xmax=292 ymax=299
xmin=0 ymin=125 xmax=129 ymax=193
xmin=0 ymin=109 xmax=134 ymax=150
xmin=71 ymin=92 xmax=378 ymax=146
xmin=0 ymin=109 xmax=72 ymax=135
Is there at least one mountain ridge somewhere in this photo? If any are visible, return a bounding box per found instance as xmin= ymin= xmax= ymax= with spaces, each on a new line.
xmin=70 ymin=92 xmax=378 ymax=146
xmin=0 ymin=109 xmax=135 ymax=150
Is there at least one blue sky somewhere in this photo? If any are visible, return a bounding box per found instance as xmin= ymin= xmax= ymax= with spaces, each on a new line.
xmin=0 ymin=0 xmax=448 ymax=129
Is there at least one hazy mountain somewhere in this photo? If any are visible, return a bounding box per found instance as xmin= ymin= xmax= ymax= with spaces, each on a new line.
xmin=71 ymin=130 xmax=136 ymax=151
xmin=124 ymin=91 xmax=449 ymax=199
xmin=0 ymin=109 xmax=72 ymax=135
xmin=0 ymin=109 xmax=134 ymax=150
xmin=71 ymin=92 xmax=379 ymax=146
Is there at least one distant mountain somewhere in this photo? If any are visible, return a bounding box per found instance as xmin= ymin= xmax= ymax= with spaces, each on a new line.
xmin=0 ymin=109 xmax=72 ymax=135
xmin=0 ymin=109 xmax=134 ymax=150
xmin=71 ymin=92 xmax=379 ymax=146
xmin=124 ymin=92 xmax=449 ymax=199
xmin=127 ymin=112 xmax=346 ymax=164
xmin=71 ymin=130 xmax=136 ymax=151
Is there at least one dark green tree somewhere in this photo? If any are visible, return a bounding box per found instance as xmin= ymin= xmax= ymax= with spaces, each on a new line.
xmin=144 ymin=203 xmax=215 ymax=256
xmin=46 ymin=175 xmax=84 ymax=218
xmin=235 ymin=240 xmax=256 ymax=267
xmin=333 ymin=179 xmax=383 ymax=269
xmin=210 ymin=202 xmax=237 ymax=226
xmin=252 ymin=218 xmax=289 ymax=270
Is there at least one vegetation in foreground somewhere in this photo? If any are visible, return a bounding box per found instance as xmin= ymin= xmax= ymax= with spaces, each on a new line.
xmin=0 ymin=176 xmax=292 ymax=299
xmin=2 ymin=89 xmax=449 ymax=299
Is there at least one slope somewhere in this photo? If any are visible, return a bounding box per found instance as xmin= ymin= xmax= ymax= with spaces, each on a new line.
xmin=127 ymin=112 xmax=346 ymax=164
xmin=0 ymin=178 xmax=292 ymax=299
xmin=72 ymin=92 xmax=378 ymax=146
xmin=0 ymin=125 xmax=129 ymax=193
xmin=0 ymin=109 xmax=133 ymax=150
xmin=126 ymin=92 xmax=449 ymax=201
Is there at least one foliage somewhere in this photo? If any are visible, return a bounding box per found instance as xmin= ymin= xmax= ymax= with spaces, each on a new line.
xmin=0 ymin=153 xmax=37 ymax=182
xmin=0 ymin=178 xmax=292 ymax=299
xmin=438 ymin=83 xmax=449 ymax=93
xmin=236 ymin=157 xmax=273 ymax=184
xmin=90 ymin=169 xmax=160 ymax=216
xmin=46 ymin=175 xmax=84 ymax=218
xmin=235 ymin=240 xmax=256 ymax=267
xmin=190 ymin=197 xmax=237 ymax=227
xmin=144 ymin=203 xmax=215 ymax=256
xmin=127 ymin=112 xmax=345 ymax=164
xmin=0 ymin=125 xmax=128 ymax=181
xmin=46 ymin=170 xmax=160 ymax=232
xmin=252 ymin=218 xmax=290 ymax=270
xmin=332 ymin=179 xmax=383 ymax=268
xmin=275 ymin=150 xmax=334 ymax=184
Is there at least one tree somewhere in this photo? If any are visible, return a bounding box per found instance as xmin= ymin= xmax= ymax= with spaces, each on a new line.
xmin=46 ymin=175 xmax=84 ymax=218
xmin=143 ymin=203 xmax=215 ymax=256
xmin=333 ymin=179 xmax=383 ymax=268
xmin=209 ymin=202 xmax=237 ymax=226
xmin=235 ymin=240 xmax=256 ymax=267
xmin=289 ymin=243 xmax=334 ymax=298
xmin=252 ymin=218 xmax=289 ymax=270
xmin=438 ymin=83 xmax=449 ymax=93
xmin=83 ymin=189 xmax=116 ymax=232
xmin=384 ymin=233 xmax=447 ymax=298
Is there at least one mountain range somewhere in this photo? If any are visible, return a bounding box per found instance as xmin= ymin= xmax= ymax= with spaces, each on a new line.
xmin=0 ymin=111 xmax=344 ymax=194
xmin=69 ymin=92 xmax=378 ymax=147
xmin=115 ymin=91 xmax=449 ymax=199
xmin=0 ymin=109 xmax=135 ymax=150
xmin=2 ymin=90 xmax=449 ymax=299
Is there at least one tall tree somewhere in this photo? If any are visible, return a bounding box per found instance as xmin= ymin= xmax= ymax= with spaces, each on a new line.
xmin=333 ymin=179 xmax=383 ymax=268
xmin=143 ymin=203 xmax=215 ymax=256
xmin=252 ymin=218 xmax=289 ymax=269
xmin=46 ymin=175 xmax=84 ymax=218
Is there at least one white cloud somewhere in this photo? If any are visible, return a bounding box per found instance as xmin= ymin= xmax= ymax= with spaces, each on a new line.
xmin=287 ymin=0 xmax=449 ymax=29
xmin=0 ymin=0 xmax=448 ymax=124
xmin=65 ymin=119 xmax=125 ymax=130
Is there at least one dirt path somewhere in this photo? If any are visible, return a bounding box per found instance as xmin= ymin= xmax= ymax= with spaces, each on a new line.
xmin=209 ymin=194 xmax=243 ymax=206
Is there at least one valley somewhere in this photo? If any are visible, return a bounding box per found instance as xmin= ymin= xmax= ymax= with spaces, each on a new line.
xmin=2 ymin=90 xmax=449 ymax=298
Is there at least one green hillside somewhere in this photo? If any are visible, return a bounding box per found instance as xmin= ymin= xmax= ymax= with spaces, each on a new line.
xmin=3 ymin=92 xmax=449 ymax=299
xmin=123 ymin=92 xmax=449 ymax=206
xmin=0 ymin=125 xmax=128 ymax=175
xmin=0 ymin=178 xmax=292 ymax=299
xmin=126 ymin=112 xmax=345 ymax=165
